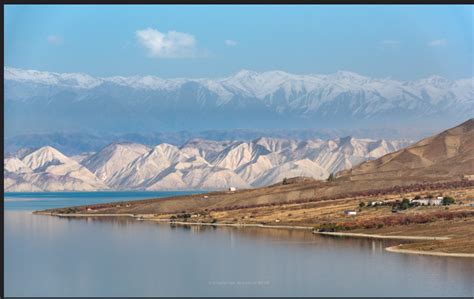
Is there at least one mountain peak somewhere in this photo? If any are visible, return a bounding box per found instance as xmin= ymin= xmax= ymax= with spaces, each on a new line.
xmin=5 ymin=67 xmax=101 ymax=88
xmin=234 ymin=69 xmax=259 ymax=78
xmin=21 ymin=146 xmax=73 ymax=171
xmin=417 ymin=75 xmax=452 ymax=87
xmin=332 ymin=70 xmax=368 ymax=81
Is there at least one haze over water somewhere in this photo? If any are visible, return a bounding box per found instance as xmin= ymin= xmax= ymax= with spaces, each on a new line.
xmin=4 ymin=192 xmax=474 ymax=297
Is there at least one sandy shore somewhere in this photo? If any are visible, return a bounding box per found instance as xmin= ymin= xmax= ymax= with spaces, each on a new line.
xmin=385 ymin=245 xmax=474 ymax=258
xmin=314 ymin=231 xmax=451 ymax=241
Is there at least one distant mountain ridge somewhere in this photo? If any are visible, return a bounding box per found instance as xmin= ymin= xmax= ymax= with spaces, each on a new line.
xmin=4 ymin=136 xmax=410 ymax=191
xmin=5 ymin=129 xmax=419 ymax=156
xmin=5 ymin=67 xmax=472 ymax=136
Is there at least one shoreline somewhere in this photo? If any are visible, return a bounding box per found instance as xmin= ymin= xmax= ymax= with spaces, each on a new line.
xmin=33 ymin=211 xmax=474 ymax=258
xmin=149 ymin=218 xmax=314 ymax=230
xmin=385 ymin=245 xmax=474 ymax=258
xmin=313 ymin=231 xmax=451 ymax=241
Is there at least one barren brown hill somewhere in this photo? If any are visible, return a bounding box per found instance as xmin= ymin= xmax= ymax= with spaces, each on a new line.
xmin=338 ymin=118 xmax=474 ymax=183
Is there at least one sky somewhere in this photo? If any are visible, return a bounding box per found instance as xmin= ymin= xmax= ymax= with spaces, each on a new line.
xmin=4 ymin=5 xmax=474 ymax=80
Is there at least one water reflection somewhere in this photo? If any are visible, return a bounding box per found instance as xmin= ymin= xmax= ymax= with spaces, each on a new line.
xmin=5 ymin=211 xmax=474 ymax=297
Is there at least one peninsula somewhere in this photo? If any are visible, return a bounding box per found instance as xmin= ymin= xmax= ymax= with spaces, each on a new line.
xmin=36 ymin=119 xmax=474 ymax=257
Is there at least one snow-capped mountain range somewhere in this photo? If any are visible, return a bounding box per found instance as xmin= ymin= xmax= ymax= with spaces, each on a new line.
xmin=5 ymin=67 xmax=473 ymax=136
xmin=4 ymin=137 xmax=411 ymax=192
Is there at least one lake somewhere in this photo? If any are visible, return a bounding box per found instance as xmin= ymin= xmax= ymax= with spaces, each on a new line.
xmin=4 ymin=192 xmax=474 ymax=297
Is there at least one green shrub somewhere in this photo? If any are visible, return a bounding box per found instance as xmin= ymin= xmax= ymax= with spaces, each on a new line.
xmin=442 ymin=196 xmax=455 ymax=206
xmin=401 ymin=198 xmax=411 ymax=210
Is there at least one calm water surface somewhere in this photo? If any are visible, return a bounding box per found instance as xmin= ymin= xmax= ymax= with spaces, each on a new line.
xmin=4 ymin=192 xmax=474 ymax=297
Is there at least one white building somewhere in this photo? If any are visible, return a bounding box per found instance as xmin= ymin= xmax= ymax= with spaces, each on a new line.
xmin=228 ymin=187 xmax=237 ymax=192
xmin=411 ymin=198 xmax=443 ymax=206
xmin=344 ymin=210 xmax=357 ymax=216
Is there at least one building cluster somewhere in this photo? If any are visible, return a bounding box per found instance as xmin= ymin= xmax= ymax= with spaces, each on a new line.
xmin=410 ymin=196 xmax=444 ymax=206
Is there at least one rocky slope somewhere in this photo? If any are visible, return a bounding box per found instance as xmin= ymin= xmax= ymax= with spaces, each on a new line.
xmin=4 ymin=136 xmax=409 ymax=191
xmin=5 ymin=146 xmax=108 ymax=191
xmin=338 ymin=118 xmax=474 ymax=182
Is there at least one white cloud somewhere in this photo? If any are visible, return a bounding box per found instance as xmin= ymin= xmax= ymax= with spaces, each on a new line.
xmin=429 ymin=39 xmax=447 ymax=47
xmin=379 ymin=40 xmax=401 ymax=48
xmin=135 ymin=28 xmax=196 ymax=58
xmin=225 ymin=39 xmax=238 ymax=47
xmin=47 ymin=35 xmax=63 ymax=46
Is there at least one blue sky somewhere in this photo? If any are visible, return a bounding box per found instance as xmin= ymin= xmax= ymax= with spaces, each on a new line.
xmin=5 ymin=5 xmax=474 ymax=80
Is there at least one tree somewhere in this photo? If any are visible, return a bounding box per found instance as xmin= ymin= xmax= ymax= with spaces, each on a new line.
xmin=401 ymin=198 xmax=411 ymax=210
xmin=442 ymin=196 xmax=455 ymax=206
xmin=327 ymin=173 xmax=335 ymax=182
xmin=282 ymin=177 xmax=288 ymax=185
xmin=359 ymin=202 xmax=365 ymax=208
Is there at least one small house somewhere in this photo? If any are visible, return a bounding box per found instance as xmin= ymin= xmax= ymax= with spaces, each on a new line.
xmin=412 ymin=198 xmax=443 ymax=206
xmin=344 ymin=210 xmax=357 ymax=216
xmin=228 ymin=187 xmax=237 ymax=192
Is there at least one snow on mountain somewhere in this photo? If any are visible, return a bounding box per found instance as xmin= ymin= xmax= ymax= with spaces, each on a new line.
xmin=4 ymin=157 xmax=32 ymax=173
xmin=251 ymin=159 xmax=329 ymax=187
xmin=179 ymin=139 xmax=236 ymax=161
xmin=182 ymin=166 xmax=251 ymax=190
xmin=4 ymin=136 xmax=410 ymax=191
xmin=4 ymin=175 xmax=43 ymax=192
xmin=22 ymin=146 xmax=71 ymax=171
xmin=235 ymin=155 xmax=275 ymax=183
xmin=110 ymin=144 xmax=251 ymax=190
xmin=253 ymin=137 xmax=299 ymax=153
xmin=70 ymin=152 xmax=95 ymax=163
xmin=82 ymin=142 xmax=150 ymax=182
xmin=5 ymin=67 xmax=473 ymax=136
xmin=4 ymin=146 xmax=108 ymax=192
xmin=4 ymin=67 xmax=101 ymax=89
xmin=278 ymin=137 xmax=412 ymax=174
xmin=210 ymin=142 xmax=272 ymax=170
xmin=108 ymin=143 xmax=191 ymax=188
